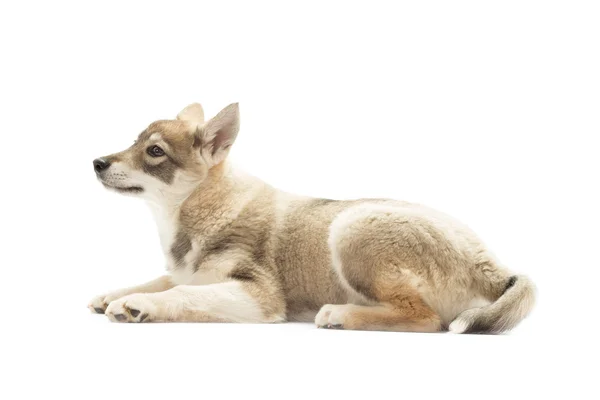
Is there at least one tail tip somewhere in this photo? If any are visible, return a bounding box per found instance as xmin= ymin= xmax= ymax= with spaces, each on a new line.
xmin=448 ymin=318 xmax=469 ymax=334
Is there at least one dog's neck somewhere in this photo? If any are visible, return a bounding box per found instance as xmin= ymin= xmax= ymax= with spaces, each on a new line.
xmin=146 ymin=162 xmax=230 ymax=219
xmin=145 ymin=162 xmax=264 ymax=254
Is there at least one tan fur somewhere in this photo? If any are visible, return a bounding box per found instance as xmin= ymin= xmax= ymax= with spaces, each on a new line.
xmin=90 ymin=103 xmax=536 ymax=333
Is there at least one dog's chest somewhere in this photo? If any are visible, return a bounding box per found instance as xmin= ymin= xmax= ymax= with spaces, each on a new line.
xmin=167 ymin=238 xmax=237 ymax=286
xmin=150 ymin=207 xmax=233 ymax=286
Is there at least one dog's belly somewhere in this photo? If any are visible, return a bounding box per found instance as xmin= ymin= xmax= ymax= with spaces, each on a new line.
xmin=274 ymin=199 xmax=385 ymax=315
xmin=287 ymin=309 xmax=319 ymax=322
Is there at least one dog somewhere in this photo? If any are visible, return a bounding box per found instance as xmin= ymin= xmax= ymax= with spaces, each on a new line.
xmin=89 ymin=102 xmax=535 ymax=333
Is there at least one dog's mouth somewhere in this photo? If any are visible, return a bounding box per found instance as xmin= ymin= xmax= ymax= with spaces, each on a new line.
xmin=101 ymin=182 xmax=144 ymax=194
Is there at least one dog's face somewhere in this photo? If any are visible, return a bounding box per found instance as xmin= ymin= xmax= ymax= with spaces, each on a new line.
xmin=93 ymin=103 xmax=239 ymax=202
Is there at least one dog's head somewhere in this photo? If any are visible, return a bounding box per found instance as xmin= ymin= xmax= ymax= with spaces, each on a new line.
xmin=93 ymin=103 xmax=239 ymax=201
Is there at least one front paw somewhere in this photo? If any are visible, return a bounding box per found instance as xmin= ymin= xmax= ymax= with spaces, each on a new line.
xmin=88 ymin=291 xmax=125 ymax=314
xmin=88 ymin=294 xmax=111 ymax=314
xmin=105 ymin=294 xmax=158 ymax=323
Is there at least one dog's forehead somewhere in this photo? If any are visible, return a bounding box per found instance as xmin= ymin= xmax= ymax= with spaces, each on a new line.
xmin=138 ymin=120 xmax=193 ymax=145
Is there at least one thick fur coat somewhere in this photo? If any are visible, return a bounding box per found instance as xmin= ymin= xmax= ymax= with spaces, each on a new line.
xmin=89 ymin=103 xmax=535 ymax=333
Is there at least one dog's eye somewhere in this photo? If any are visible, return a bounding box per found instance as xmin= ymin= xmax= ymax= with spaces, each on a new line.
xmin=147 ymin=145 xmax=165 ymax=157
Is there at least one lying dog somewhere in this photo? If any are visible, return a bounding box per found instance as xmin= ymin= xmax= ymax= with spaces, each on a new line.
xmin=89 ymin=103 xmax=535 ymax=333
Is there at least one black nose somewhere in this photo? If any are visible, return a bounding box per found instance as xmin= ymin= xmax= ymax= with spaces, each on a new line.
xmin=93 ymin=158 xmax=111 ymax=174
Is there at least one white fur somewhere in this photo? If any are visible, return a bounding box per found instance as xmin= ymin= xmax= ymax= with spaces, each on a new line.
xmin=169 ymin=250 xmax=239 ymax=286
xmin=448 ymin=318 xmax=469 ymax=334
xmin=105 ymin=281 xmax=278 ymax=323
xmin=88 ymin=275 xmax=174 ymax=313
xmin=315 ymin=304 xmax=355 ymax=327
xmin=148 ymin=132 xmax=162 ymax=141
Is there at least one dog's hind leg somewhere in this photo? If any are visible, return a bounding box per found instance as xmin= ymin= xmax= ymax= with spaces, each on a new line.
xmin=320 ymin=204 xmax=446 ymax=332
xmin=315 ymin=294 xmax=441 ymax=332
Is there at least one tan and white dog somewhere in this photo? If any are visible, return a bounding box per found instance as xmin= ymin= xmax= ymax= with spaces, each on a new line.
xmin=89 ymin=103 xmax=535 ymax=333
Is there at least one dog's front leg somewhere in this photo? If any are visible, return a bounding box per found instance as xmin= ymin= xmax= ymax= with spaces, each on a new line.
xmin=104 ymin=280 xmax=286 ymax=324
xmin=88 ymin=275 xmax=175 ymax=314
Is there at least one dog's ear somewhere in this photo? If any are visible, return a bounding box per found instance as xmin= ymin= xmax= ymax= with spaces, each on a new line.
xmin=196 ymin=103 xmax=240 ymax=166
xmin=177 ymin=103 xmax=205 ymax=126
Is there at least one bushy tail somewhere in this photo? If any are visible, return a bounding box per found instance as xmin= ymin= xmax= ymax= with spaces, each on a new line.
xmin=449 ymin=275 xmax=536 ymax=334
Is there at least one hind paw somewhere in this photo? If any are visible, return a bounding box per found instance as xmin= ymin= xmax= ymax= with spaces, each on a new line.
xmin=315 ymin=304 xmax=357 ymax=329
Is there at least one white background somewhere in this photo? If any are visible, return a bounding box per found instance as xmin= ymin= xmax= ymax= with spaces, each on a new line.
xmin=1 ymin=1 xmax=598 ymax=399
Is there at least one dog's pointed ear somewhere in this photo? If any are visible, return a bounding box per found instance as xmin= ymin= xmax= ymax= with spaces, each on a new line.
xmin=177 ymin=103 xmax=205 ymax=126
xmin=196 ymin=103 xmax=240 ymax=166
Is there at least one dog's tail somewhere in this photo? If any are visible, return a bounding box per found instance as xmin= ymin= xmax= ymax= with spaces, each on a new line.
xmin=449 ymin=274 xmax=536 ymax=334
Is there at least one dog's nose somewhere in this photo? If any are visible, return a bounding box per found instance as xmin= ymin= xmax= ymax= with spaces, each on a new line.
xmin=93 ymin=158 xmax=111 ymax=174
